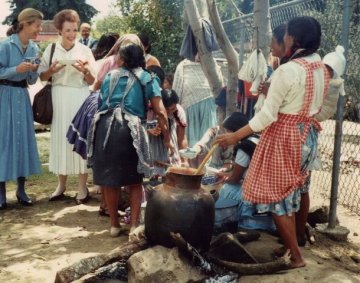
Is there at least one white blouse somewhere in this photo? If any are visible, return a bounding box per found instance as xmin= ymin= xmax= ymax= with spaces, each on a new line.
xmin=249 ymin=53 xmax=327 ymax=132
xmin=38 ymin=42 xmax=96 ymax=88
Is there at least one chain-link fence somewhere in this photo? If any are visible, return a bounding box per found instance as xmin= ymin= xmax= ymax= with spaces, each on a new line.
xmin=221 ymin=0 xmax=360 ymax=215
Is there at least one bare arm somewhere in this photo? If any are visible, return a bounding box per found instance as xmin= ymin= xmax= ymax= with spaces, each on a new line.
xmin=225 ymin=163 xmax=247 ymax=184
xmin=176 ymin=125 xmax=188 ymax=150
xmin=39 ymin=61 xmax=65 ymax=81
xmin=93 ymin=80 xmax=102 ymax=91
xmin=150 ymin=96 xmax=174 ymax=153
xmin=216 ymin=124 xmax=254 ymax=148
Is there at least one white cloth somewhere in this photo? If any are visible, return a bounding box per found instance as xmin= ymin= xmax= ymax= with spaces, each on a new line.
xmin=315 ymin=78 xmax=344 ymax=122
xmin=249 ymin=54 xmax=327 ymax=132
xmin=50 ymin=85 xmax=89 ymax=174
xmin=235 ymin=149 xmax=250 ymax=168
xmin=38 ymin=42 xmax=96 ymax=88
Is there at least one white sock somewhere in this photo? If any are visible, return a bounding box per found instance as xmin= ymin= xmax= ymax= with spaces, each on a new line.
xmin=76 ymin=187 xmax=88 ymax=199
xmin=51 ymin=185 xmax=66 ymax=197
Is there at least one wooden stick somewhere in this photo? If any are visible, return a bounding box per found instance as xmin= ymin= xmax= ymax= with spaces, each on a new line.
xmin=195 ymin=143 xmax=219 ymax=175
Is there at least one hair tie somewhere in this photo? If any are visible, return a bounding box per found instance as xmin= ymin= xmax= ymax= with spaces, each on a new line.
xmin=11 ymin=18 xmax=18 ymax=26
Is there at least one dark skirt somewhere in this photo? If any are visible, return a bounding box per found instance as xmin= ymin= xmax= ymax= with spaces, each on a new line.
xmin=92 ymin=111 xmax=143 ymax=187
xmin=67 ymin=91 xmax=99 ymax=159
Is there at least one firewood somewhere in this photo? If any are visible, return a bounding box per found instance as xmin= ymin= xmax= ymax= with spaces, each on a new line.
xmin=54 ymin=238 xmax=148 ymax=283
xmin=170 ymin=232 xmax=213 ymax=274
xmin=209 ymin=251 xmax=291 ymax=275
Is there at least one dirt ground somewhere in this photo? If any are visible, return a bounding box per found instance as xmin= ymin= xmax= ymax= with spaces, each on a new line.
xmin=1 ymin=132 xmax=360 ymax=283
xmin=1 ymin=182 xmax=360 ymax=282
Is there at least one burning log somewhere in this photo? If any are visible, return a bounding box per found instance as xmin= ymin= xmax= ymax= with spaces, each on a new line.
xmin=171 ymin=232 xmax=291 ymax=277
xmin=54 ymin=238 xmax=148 ymax=283
xmin=210 ymin=251 xmax=291 ymax=275
xmin=170 ymin=232 xmax=213 ymax=274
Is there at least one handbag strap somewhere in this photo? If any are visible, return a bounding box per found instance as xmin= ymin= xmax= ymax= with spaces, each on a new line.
xmin=47 ymin=43 xmax=56 ymax=83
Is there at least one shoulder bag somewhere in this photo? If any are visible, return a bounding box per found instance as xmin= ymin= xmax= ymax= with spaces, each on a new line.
xmin=32 ymin=43 xmax=56 ymax=125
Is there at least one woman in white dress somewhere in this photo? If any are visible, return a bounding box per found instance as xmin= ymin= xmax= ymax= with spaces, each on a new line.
xmin=38 ymin=9 xmax=96 ymax=204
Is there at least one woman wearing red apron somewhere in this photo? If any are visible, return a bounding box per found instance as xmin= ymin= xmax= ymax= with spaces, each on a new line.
xmin=217 ymin=16 xmax=330 ymax=268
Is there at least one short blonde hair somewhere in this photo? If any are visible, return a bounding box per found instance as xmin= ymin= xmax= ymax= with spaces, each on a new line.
xmin=7 ymin=8 xmax=43 ymax=36
xmin=18 ymin=8 xmax=43 ymax=23
xmin=53 ymin=9 xmax=80 ymax=31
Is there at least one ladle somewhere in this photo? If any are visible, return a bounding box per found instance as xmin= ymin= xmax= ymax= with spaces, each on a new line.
xmin=194 ymin=143 xmax=219 ymax=175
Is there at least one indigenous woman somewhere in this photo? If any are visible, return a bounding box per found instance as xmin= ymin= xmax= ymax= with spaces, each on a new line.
xmin=0 ymin=8 xmax=43 ymax=208
xmin=88 ymin=42 xmax=173 ymax=237
xmin=217 ymin=16 xmax=331 ymax=268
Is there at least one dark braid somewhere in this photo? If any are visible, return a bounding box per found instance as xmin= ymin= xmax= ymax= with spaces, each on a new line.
xmin=128 ymin=67 xmax=148 ymax=118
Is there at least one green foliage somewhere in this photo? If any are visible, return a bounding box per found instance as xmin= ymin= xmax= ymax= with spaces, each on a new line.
xmin=4 ymin=0 xmax=98 ymax=24
xmin=98 ymin=0 xmax=184 ymax=73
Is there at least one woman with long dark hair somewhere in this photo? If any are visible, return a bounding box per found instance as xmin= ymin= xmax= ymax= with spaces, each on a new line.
xmin=0 ymin=8 xmax=43 ymax=209
xmin=217 ymin=16 xmax=331 ymax=268
xmin=88 ymin=42 xmax=173 ymax=237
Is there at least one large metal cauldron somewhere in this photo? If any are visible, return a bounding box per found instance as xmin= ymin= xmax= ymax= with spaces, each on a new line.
xmin=145 ymin=167 xmax=215 ymax=252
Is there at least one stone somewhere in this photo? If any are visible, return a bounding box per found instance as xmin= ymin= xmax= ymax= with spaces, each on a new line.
xmin=307 ymin=206 xmax=339 ymax=228
xmin=316 ymin=223 xmax=350 ymax=242
xmin=127 ymin=245 xmax=205 ymax=283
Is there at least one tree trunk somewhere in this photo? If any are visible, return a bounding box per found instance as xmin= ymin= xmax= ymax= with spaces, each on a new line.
xmin=253 ymin=0 xmax=271 ymax=60
xmin=207 ymin=0 xmax=239 ymax=117
xmin=184 ymin=0 xmax=224 ymax=122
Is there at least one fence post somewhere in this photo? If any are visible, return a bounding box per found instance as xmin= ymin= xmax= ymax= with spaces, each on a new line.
xmin=328 ymin=0 xmax=351 ymax=229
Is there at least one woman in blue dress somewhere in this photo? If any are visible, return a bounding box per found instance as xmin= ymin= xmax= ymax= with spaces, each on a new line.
xmin=0 ymin=8 xmax=43 ymax=209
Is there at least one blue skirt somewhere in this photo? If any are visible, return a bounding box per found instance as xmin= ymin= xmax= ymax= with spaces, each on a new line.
xmin=0 ymin=85 xmax=40 ymax=181
xmin=66 ymin=91 xmax=99 ymax=159
xmin=186 ymin=98 xmax=217 ymax=147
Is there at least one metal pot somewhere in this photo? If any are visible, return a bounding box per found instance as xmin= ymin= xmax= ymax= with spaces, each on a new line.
xmin=145 ymin=167 xmax=215 ymax=252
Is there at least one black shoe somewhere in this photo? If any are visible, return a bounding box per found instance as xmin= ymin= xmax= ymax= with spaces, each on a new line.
xmin=0 ymin=202 xmax=7 ymax=210
xmin=16 ymin=195 xmax=33 ymax=206
xmin=99 ymin=207 xmax=110 ymax=217
xmin=75 ymin=192 xmax=90 ymax=205
xmin=49 ymin=193 xmax=66 ymax=201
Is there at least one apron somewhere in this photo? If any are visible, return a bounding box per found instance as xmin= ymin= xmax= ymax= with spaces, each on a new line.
xmin=242 ymin=58 xmax=330 ymax=204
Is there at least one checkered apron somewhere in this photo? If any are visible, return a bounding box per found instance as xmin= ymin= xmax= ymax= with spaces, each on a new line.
xmin=242 ymin=58 xmax=330 ymax=204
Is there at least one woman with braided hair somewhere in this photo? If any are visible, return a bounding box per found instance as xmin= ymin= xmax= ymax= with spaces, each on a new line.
xmin=88 ymin=42 xmax=174 ymax=237
xmin=217 ymin=16 xmax=331 ymax=268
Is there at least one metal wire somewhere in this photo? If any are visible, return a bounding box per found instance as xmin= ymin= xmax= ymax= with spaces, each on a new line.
xmin=220 ymin=0 xmax=360 ymax=216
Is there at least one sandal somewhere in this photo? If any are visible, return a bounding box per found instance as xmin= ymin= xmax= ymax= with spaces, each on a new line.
xmin=99 ymin=207 xmax=110 ymax=217
xmin=99 ymin=207 xmax=121 ymax=217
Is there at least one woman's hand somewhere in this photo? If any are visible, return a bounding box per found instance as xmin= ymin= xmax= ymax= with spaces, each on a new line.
xmin=163 ymin=139 xmax=175 ymax=156
xmin=216 ymin=132 xmax=239 ymax=148
xmin=216 ymin=124 xmax=253 ymax=148
xmin=147 ymin=126 xmax=161 ymax=136
xmin=73 ymin=60 xmax=94 ymax=84
xmin=72 ymin=60 xmax=89 ymax=74
xmin=50 ymin=60 xmax=66 ymax=73
xmin=16 ymin=62 xmax=36 ymax=73
xmin=258 ymin=81 xmax=270 ymax=96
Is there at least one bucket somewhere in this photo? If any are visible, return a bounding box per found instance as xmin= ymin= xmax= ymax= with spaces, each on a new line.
xmin=214 ymin=198 xmax=239 ymax=234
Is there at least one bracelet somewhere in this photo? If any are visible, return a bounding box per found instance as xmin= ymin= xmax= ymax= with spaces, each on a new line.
xmin=83 ymin=70 xmax=90 ymax=76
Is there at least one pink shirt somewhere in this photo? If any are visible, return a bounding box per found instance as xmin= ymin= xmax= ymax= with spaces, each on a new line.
xmin=96 ymin=55 xmax=119 ymax=82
